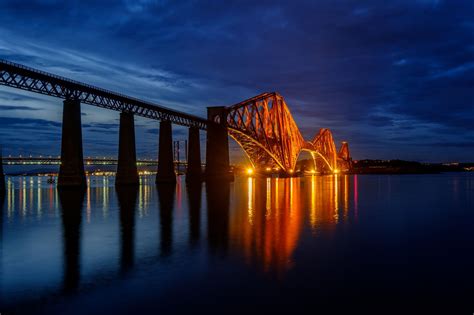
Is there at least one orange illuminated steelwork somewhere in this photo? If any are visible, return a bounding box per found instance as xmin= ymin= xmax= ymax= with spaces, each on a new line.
xmin=222 ymin=92 xmax=352 ymax=175
xmin=337 ymin=141 xmax=352 ymax=172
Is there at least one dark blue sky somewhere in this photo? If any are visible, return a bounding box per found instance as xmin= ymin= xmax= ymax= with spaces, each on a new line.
xmin=0 ymin=0 xmax=473 ymax=162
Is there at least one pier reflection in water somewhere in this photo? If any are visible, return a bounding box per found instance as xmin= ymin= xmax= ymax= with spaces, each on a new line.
xmin=1 ymin=173 xmax=473 ymax=313
xmin=207 ymin=180 xmax=230 ymax=255
xmin=116 ymin=186 xmax=138 ymax=272
xmin=58 ymin=188 xmax=85 ymax=292
xmin=157 ymin=183 xmax=175 ymax=257
xmin=186 ymin=181 xmax=202 ymax=246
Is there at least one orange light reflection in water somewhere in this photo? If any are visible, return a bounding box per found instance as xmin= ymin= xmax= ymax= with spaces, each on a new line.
xmin=176 ymin=176 xmax=183 ymax=218
xmin=230 ymin=176 xmax=352 ymax=276
xmin=3 ymin=175 xmax=355 ymax=277
xmin=354 ymin=175 xmax=359 ymax=216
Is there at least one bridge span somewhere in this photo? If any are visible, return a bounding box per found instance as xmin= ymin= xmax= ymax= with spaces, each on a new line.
xmin=2 ymin=156 xmax=159 ymax=166
xmin=0 ymin=59 xmax=352 ymax=189
xmin=1 ymin=156 xmax=210 ymax=168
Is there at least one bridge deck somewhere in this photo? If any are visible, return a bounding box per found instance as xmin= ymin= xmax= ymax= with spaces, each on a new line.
xmin=0 ymin=59 xmax=208 ymax=129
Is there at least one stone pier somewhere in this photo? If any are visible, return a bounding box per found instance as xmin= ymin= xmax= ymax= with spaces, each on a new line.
xmin=156 ymin=120 xmax=176 ymax=183
xmin=186 ymin=126 xmax=202 ymax=182
xmin=205 ymin=107 xmax=232 ymax=181
xmin=58 ymin=99 xmax=86 ymax=187
xmin=116 ymin=112 xmax=139 ymax=186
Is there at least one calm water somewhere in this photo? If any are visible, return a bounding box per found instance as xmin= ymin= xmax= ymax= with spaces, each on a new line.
xmin=1 ymin=174 xmax=473 ymax=314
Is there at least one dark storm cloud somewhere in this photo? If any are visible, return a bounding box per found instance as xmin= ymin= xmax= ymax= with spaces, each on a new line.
xmin=0 ymin=0 xmax=472 ymax=161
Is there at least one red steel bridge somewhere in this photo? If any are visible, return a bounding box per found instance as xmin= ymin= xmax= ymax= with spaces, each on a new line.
xmin=0 ymin=59 xmax=351 ymax=188
xmin=223 ymin=92 xmax=352 ymax=174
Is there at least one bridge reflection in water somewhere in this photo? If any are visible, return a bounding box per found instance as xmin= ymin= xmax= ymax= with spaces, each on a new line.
xmin=229 ymin=175 xmax=356 ymax=275
xmin=1 ymin=174 xmax=358 ymax=308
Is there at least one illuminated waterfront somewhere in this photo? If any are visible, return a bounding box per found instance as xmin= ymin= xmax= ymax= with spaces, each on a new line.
xmin=1 ymin=173 xmax=473 ymax=314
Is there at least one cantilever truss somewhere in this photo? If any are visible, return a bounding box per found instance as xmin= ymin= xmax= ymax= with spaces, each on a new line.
xmin=337 ymin=142 xmax=352 ymax=172
xmin=225 ymin=92 xmax=352 ymax=174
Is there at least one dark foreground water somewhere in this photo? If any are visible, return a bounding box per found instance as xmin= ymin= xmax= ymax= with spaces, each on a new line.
xmin=1 ymin=173 xmax=473 ymax=314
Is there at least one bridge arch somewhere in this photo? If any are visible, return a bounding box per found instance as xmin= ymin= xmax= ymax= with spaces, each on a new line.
xmin=299 ymin=148 xmax=334 ymax=173
xmin=227 ymin=127 xmax=287 ymax=171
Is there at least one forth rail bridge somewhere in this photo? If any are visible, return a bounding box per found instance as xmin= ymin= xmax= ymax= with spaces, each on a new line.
xmin=0 ymin=59 xmax=352 ymax=189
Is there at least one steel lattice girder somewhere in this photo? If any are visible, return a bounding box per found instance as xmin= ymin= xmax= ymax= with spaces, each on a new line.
xmin=0 ymin=59 xmax=207 ymax=129
xmin=337 ymin=142 xmax=352 ymax=171
xmin=226 ymin=92 xmax=352 ymax=173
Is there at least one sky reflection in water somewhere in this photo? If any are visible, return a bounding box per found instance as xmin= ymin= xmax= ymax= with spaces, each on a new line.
xmin=1 ymin=174 xmax=473 ymax=314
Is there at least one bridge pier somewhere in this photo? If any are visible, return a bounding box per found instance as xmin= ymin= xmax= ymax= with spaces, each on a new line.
xmin=58 ymin=99 xmax=86 ymax=188
xmin=186 ymin=126 xmax=202 ymax=182
xmin=205 ymin=107 xmax=232 ymax=181
xmin=116 ymin=112 xmax=139 ymax=186
xmin=156 ymin=120 xmax=176 ymax=184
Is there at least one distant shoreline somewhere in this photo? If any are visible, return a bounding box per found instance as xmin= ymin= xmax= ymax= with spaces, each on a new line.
xmin=3 ymin=159 xmax=473 ymax=177
xmin=351 ymin=159 xmax=473 ymax=175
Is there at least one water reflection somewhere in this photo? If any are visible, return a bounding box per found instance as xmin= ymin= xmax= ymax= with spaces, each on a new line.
xmin=157 ymin=183 xmax=175 ymax=257
xmin=3 ymin=174 xmax=474 ymax=313
xmin=2 ymin=174 xmax=359 ymax=307
xmin=58 ymin=188 xmax=85 ymax=293
xmin=0 ymin=187 xmax=4 ymax=250
xmin=206 ymin=181 xmax=230 ymax=256
xmin=230 ymin=177 xmax=303 ymax=275
xmin=354 ymin=174 xmax=359 ymax=215
xmin=138 ymin=176 xmax=153 ymax=217
xmin=116 ymin=186 xmax=138 ymax=273
xmin=186 ymin=181 xmax=202 ymax=247
xmin=2 ymin=176 xmax=357 ymax=274
xmin=306 ymin=175 xmax=353 ymax=231
xmin=0 ymin=186 xmax=3 ymax=288
xmin=228 ymin=175 xmax=356 ymax=275
xmin=5 ymin=177 xmax=59 ymax=222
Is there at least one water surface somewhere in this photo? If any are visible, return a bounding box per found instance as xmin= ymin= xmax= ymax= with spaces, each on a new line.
xmin=1 ymin=174 xmax=473 ymax=314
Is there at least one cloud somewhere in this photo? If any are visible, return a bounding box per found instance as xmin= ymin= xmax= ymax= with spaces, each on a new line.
xmin=0 ymin=0 xmax=472 ymax=161
xmin=0 ymin=116 xmax=61 ymax=128
xmin=367 ymin=115 xmax=395 ymax=127
xmin=0 ymin=105 xmax=40 ymax=111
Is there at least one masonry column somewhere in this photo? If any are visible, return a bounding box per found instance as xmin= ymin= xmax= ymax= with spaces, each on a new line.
xmin=205 ymin=107 xmax=232 ymax=181
xmin=156 ymin=120 xmax=176 ymax=183
xmin=186 ymin=126 xmax=202 ymax=182
xmin=58 ymin=99 xmax=86 ymax=187
xmin=116 ymin=112 xmax=139 ymax=186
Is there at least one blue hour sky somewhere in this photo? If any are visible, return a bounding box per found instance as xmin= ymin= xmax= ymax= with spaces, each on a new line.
xmin=0 ymin=0 xmax=473 ymax=162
